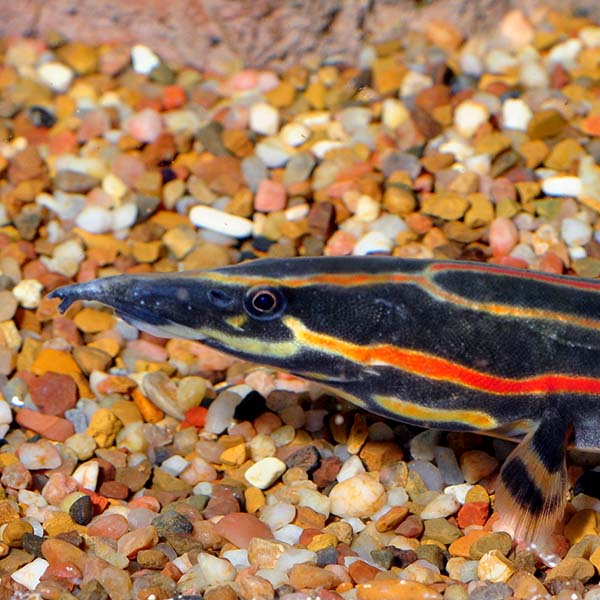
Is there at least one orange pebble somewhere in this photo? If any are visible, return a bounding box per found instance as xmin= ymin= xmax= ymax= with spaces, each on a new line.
xmin=132 ymin=388 xmax=164 ymax=423
xmin=162 ymin=85 xmax=187 ymax=110
xmin=448 ymin=529 xmax=488 ymax=558
xmin=185 ymin=406 xmax=208 ymax=428
xmin=457 ymin=502 xmax=489 ymax=529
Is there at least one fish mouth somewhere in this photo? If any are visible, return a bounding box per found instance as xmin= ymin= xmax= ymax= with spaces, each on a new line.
xmin=48 ymin=274 xmax=211 ymax=340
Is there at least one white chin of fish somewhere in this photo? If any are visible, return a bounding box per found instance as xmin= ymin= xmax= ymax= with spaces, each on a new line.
xmin=127 ymin=318 xmax=207 ymax=341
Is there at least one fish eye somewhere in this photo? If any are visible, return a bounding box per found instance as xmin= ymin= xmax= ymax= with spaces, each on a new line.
xmin=244 ymin=286 xmax=286 ymax=320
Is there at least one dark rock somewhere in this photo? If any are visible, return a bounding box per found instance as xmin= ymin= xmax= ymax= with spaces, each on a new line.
xmin=69 ymin=494 xmax=93 ymax=525
xmin=315 ymin=546 xmax=338 ymax=567
xmin=285 ymin=445 xmax=320 ymax=473
xmin=467 ymin=582 xmax=512 ymax=600
xmin=22 ymin=533 xmax=44 ymax=558
xmin=152 ymin=510 xmax=194 ymax=536
xmin=233 ymin=390 xmax=267 ymax=422
xmin=78 ymin=579 xmax=109 ymax=600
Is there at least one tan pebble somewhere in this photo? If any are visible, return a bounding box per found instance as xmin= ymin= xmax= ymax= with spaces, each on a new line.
xmin=375 ymin=506 xmax=409 ymax=533
xmin=132 ymin=240 xmax=163 ymax=263
xmin=220 ymin=443 xmax=248 ymax=466
xmin=346 ymin=413 xmax=369 ymax=454
xmin=527 ymin=109 xmax=566 ymax=139
xmin=477 ymin=549 xmax=517 ymax=583
xmin=73 ymin=307 xmax=116 ymax=333
xmin=0 ymin=321 xmax=20 ymax=352
xmin=237 ymin=572 xmax=275 ymax=600
xmin=244 ymin=487 xmax=265 ymax=514
xmin=359 ymin=441 xmax=403 ymax=471
xmin=307 ymin=533 xmax=338 ymax=552
xmin=464 ymin=484 xmax=489 ymax=504
xmin=87 ymin=408 xmax=123 ymax=448
xmin=383 ymin=186 xmax=416 ymax=215
xmin=464 ymin=193 xmax=494 ymax=228
xmin=110 ymin=399 xmax=142 ymax=426
xmin=565 ymin=509 xmax=598 ymax=545
xmin=2 ymin=520 xmax=33 ymax=547
xmin=421 ymin=192 xmax=469 ymax=220
xmin=41 ymin=537 xmax=87 ymax=570
xmin=323 ymin=521 xmax=353 ymax=545
xmin=44 ymin=512 xmax=86 ymax=537
xmin=72 ymin=346 xmax=112 ymax=375
xmin=459 ymin=450 xmax=499 ymax=483
xmin=507 ymin=570 xmax=549 ymax=599
xmin=356 ymin=579 xmax=442 ymax=600
xmin=294 ymin=505 xmax=326 ymax=530
xmin=247 ymin=537 xmax=287 ymax=569
xmin=88 ymin=337 xmax=121 ymax=358
xmin=288 ymin=563 xmax=340 ymax=590
xmin=545 ymin=556 xmax=594 ymax=582
xmin=470 ymin=532 xmax=512 ymax=559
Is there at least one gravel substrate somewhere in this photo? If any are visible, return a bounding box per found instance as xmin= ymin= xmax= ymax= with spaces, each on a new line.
xmin=4 ymin=8 xmax=600 ymax=600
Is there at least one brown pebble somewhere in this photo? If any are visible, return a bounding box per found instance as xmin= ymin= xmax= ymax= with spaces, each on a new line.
xmin=288 ymin=563 xmax=341 ymax=590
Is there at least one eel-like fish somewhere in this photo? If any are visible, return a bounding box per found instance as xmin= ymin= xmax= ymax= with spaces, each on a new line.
xmin=49 ymin=256 xmax=600 ymax=552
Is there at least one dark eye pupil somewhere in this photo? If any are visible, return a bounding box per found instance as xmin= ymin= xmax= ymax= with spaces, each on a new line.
xmin=252 ymin=292 xmax=276 ymax=312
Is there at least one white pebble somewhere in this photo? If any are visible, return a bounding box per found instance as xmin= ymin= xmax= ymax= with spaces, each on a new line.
xmin=72 ymin=460 xmax=99 ymax=491
xmin=502 ymin=98 xmax=533 ymax=131
xmin=561 ymin=218 xmax=592 ymax=247
xmin=352 ymin=231 xmax=393 ymax=256
xmin=112 ymin=202 xmax=138 ymax=230
xmin=311 ymin=139 xmax=345 ymax=159
xmin=284 ymin=203 xmax=310 ymax=221
xmin=454 ymin=99 xmax=489 ymax=138
xmin=410 ymin=429 xmax=441 ymax=461
xmin=279 ymin=122 xmax=311 ymax=147
xmin=0 ymin=399 xmax=12 ymax=425
xmin=102 ymin=173 xmax=128 ymax=200
xmin=355 ymin=195 xmax=380 ymax=222
xmin=161 ymin=455 xmax=189 ymax=476
xmin=276 ymin=548 xmax=317 ymax=572
xmin=260 ymin=501 xmax=296 ymax=530
xmin=189 ymin=205 xmax=253 ymax=238
xmin=274 ymin=523 xmax=303 ymax=545
xmin=222 ymin=548 xmax=250 ymax=569
xmin=387 ymin=487 xmax=409 ymax=507
xmin=37 ymin=61 xmax=74 ymax=92
xmin=382 ymin=98 xmax=410 ymax=129
xmin=245 ymin=457 xmax=286 ymax=489
xmin=54 ymin=155 xmax=107 ymax=179
xmin=329 ymin=473 xmax=386 ymax=518
xmin=76 ymin=205 xmax=113 ymax=234
xmin=548 ymin=38 xmax=582 ymax=69
xmin=420 ymin=493 xmax=461 ymax=519
xmin=296 ymin=487 xmax=330 ymax=516
xmin=337 ymin=455 xmax=366 ymax=482
xmin=444 ymin=483 xmax=474 ymax=504
xmin=196 ymin=552 xmax=236 ymax=586
xmin=12 ymin=279 xmax=43 ymax=309
xmin=11 ymin=557 xmax=49 ymax=590
xmin=541 ymin=175 xmax=582 ymax=197
xmin=255 ymin=137 xmax=294 ymax=167
xmin=17 ymin=441 xmax=62 ymax=470
xmin=255 ymin=568 xmax=288 ymax=589
xmin=400 ymin=70 xmax=433 ymax=97
xmin=580 ymin=26 xmax=600 ymax=48
xmin=131 ymin=44 xmax=160 ymax=74
xmin=519 ymin=60 xmax=549 ymax=88
xmin=249 ymin=103 xmax=280 ymax=136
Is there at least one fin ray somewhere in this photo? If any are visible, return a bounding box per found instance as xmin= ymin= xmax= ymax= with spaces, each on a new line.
xmin=495 ymin=407 xmax=570 ymax=551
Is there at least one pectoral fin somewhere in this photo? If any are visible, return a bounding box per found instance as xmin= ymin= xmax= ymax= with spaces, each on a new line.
xmin=495 ymin=407 xmax=570 ymax=552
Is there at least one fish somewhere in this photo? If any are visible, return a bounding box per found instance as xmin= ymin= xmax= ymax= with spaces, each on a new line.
xmin=48 ymin=256 xmax=600 ymax=552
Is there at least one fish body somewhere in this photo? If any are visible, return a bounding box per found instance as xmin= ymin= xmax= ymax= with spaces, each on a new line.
xmin=49 ymin=256 xmax=600 ymax=549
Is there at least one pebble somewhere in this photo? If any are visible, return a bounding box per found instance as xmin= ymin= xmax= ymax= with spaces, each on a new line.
xmin=190 ymin=205 xmax=253 ymax=238
xmin=37 ymin=61 xmax=74 ymax=92
xmin=131 ymin=44 xmax=159 ymax=74
xmin=454 ymin=100 xmax=489 ymax=138
xmin=245 ymin=456 xmax=287 ymax=489
xmin=329 ymin=473 xmax=386 ymax=518
xmin=11 ymin=557 xmax=49 ymax=590
xmin=250 ymin=103 xmax=280 ymax=136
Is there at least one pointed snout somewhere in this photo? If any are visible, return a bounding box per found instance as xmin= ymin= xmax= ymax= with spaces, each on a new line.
xmin=49 ymin=272 xmax=238 ymax=339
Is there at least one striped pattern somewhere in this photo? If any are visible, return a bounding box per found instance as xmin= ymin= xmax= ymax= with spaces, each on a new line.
xmin=48 ymin=256 xmax=600 ymax=549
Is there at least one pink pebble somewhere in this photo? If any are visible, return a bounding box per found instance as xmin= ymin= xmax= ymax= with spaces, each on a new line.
xmin=126 ymin=339 xmax=169 ymax=362
xmin=78 ymin=109 xmax=111 ymax=142
xmin=489 ymin=217 xmax=519 ymax=256
xmin=16 ymin=408 xmax=75 ymax=442
xmin=228 ymin=69 xmax=260 ymax=91
xmin=539 ymin=251 xmax=564 ymax=274
xmin=112 ymin=154 xmax=146 ymax=187
xmin=42 ymin=472 xmax=79 ymax=505
xmin=324 ymin=230 xmax=356 ymax=256
xmin=254 ymin=412 xmax=282 ymax=434
xmin=257 ymin=71 xmax=280 ymax=92
xmin=214 ymin=512 xmax=274 ymax=549
xmin=125 ymin=109 xmax=163 ymax=143
xmin=255 ymin=179 xmax=287 ymax=212
xmin=1 ymin=462 xmax=32 ymax=489
xmin=88 ymin=514 xmax=130 ymax=540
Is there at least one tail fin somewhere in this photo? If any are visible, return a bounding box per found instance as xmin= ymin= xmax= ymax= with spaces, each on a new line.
xmin=495 ymin=407 xmax=570 ymax=551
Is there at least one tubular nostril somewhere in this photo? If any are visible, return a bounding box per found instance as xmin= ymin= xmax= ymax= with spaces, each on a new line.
xmin=207 ymin=289 xmax=233 ymax=309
